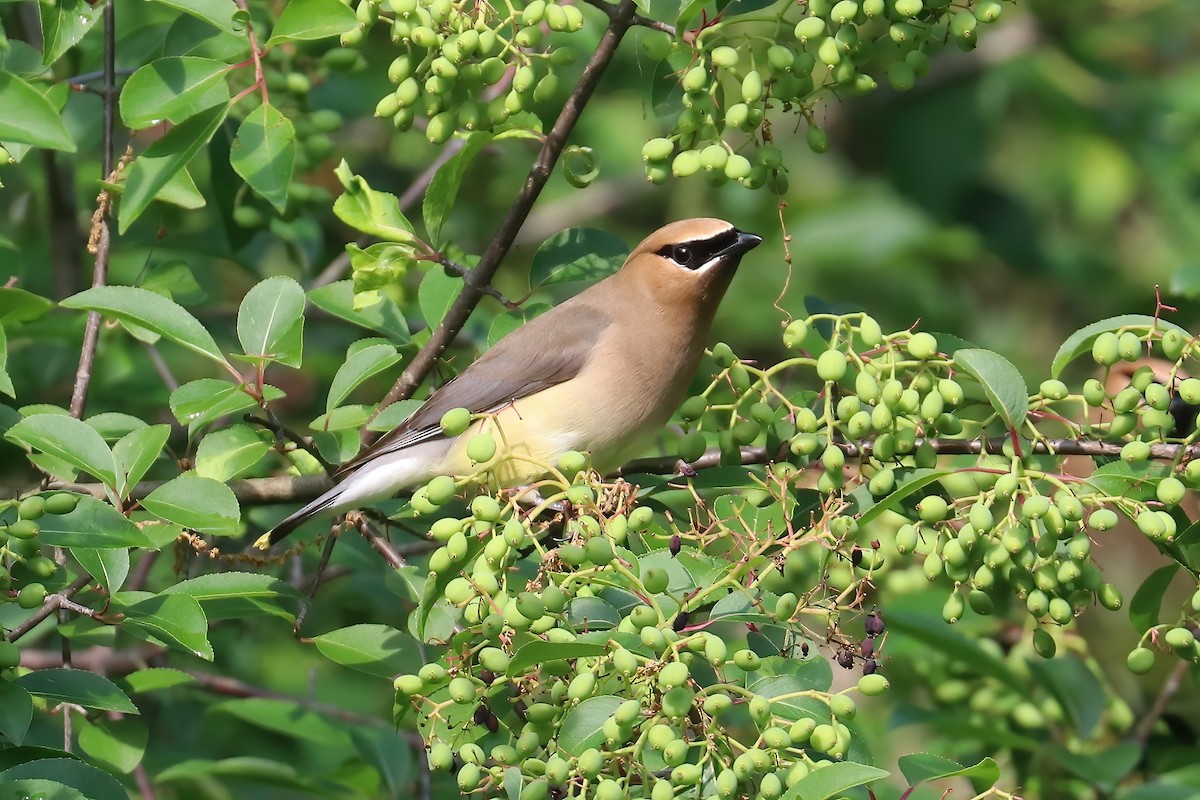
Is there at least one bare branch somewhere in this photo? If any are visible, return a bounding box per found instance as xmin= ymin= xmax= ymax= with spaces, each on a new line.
xmin=356 ymin=517 xmax=406 ymax=569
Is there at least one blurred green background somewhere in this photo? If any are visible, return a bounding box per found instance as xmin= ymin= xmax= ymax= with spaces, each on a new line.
xmin=3 ymin=0 xmax=1200 ymax=793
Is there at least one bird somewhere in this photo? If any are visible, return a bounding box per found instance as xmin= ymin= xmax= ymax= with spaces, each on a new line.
xmin=255 ymin=218 xmax=762 ymax=549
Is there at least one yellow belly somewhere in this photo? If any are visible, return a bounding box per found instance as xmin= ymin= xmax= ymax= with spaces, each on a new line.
xmin=436 ymin=390 xmax=586 ymax=486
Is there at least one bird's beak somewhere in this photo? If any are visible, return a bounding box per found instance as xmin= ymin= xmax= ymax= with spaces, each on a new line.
xmin=719 ymin=230 xmax=763 ymax=259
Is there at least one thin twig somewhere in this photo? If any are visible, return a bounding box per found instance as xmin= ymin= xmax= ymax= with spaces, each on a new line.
xmin=294 ymin=533 xmax=339 ymax=632
xmin=1133 ymin=659 xmax=1190 ymax=746
xmin=39 ymin=435 xmax=1200 ymax=509
xmin=371 ymin=0 xmax=641 ymax=420
xmin=577 ymin=0 xmax=676 ymax=36
xmin=184 ymin=670 xmax=422 ymax=742
xmin=142 ymin=342 xmax=181 ymax=392
xmin=356 ymin=517 xmax=406 ymax=569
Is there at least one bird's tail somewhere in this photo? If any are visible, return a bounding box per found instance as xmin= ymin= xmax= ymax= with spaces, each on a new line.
xmin=253 ymin=486 xmax=343 ymax=550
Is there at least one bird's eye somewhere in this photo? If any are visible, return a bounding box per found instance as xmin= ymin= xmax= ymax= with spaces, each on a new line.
xmin=672 ymin=245 xmax=693 ymax=266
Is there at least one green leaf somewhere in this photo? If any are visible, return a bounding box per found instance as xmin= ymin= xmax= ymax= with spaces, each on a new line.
xmin=0 ymin=72 xmax=75 ymax=151
xmin=782 ymin=762 xmax=890 ymax=800
xmin=331 ymin=160 xmax=416 ymax=243
xmin=530 ymin=227 xmax=628 ymax=290
xmin=953 ymin=348 xmax=1029 ymax=431
xmin=0 ymin=324 xmax=14 ymax=398
xmin=418 ymin=267 xmax=461 ymax=330
xmin=1130 ymin=564 xmax=1179 ymax=634
xmin=123 ymin=667 xmax=197 ymax=694
xmin=0 ymin=759 xmax=128 ymax=800
xmin=40 ymin=0 xmax=103 ymax=66
xmin=77 ymin=717 xmax=148 ymax=774
xmin=1049 ymin=743 xmax=1140 ymax=792
xmin=15 ymin=669 xmax=138 ymax=714
xmin=119 ymin=103 xmax=228 ymax=233
xmin=195 ymin=424 xmax=269 ymax=481
xmin=326 ymin=344 xmax=401 ymax=413
xmin=85 ymin=412 xmax=148 ymax=439
xmin=847 ymin=468 xmax=948 ymax=527
xmin=141 ymin=474 xmax=241 ymax=536
xmin=6 ymin=413 xmax=116 ymax=487
xmin=1086 ymin=460 xmax=1170 ymax=502
xmin=102 ymin=165 xmax=208 ymax=210
xmin=1052 ymin=315 xmax=1191 ymax=378
xmin=156 ymin=756 xmax=319 ymax=789
xmin=170 ymin=378 xmax=282 ymax=437
xmin=1029 ymin=655 xmax=1105 ymax=739
xmin=886 ymin=610 xmax=1025 ymax=691
xmin=230 ymin=103 xmax=296 ymax=213
xmin=556 ymin=696 xmax=623 ymax=756
xmin=236 ymin=275 xmax=306 ymax=362
xmin=267 ymin=0 xmax=357 ymax=44
xmin=149 ymin=0 xmax=240 ymax=33
xmin=0 ymin=682 xmax=33 ymax=744
xmin=119 ymin=57 xmax=231 ymax=129
xmin=62 ymin=285 xmax=230 ymax=367
xmin=313 ymin=624 xmax=423 ymax=678
xmin=710 ymin=589 xmax=772 ymax=624
xmin=113 ymin=424 xmax=170 ymax=498
xmin=352 ymin=728 xmax=414 ymax=797
xmin=423 ymin=131 xmax=492 ymax=245
xmin=507 ymin=641 xmax=607 ymax=677
xmin=161 ymin=571 xmax=304 ymax=621
xmin=73 ymin=547 xmax=130 ymax=593
xmin=213 ymin=698 xmax=353 ymax=746
xmin=898 ymin=753 xmax=999 ymax=793
xmin=37 ymin=496 xmax=154 ymax=549
xmin=117 ymin=592 xmax=213 ymax=660
xmin=0 ymin=287 xmax=54 ymax=322
xmin=308 ymin=280 xmax=411 ymax=342
xmin=745 ymin=657 xmax=834 ymax=722
xmin=0 ymin=780 xmax=88 ymax=800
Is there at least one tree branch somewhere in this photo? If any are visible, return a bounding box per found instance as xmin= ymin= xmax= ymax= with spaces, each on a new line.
xmin=184 ymin=670 xmax=421 ymax=743
xmin=5 ymin=574 xmax=93 ymax=643
xmin=371 ymin=0 xmax=641 ymax=418
xmin=40 ymin=435 xmax=1200 ymax=510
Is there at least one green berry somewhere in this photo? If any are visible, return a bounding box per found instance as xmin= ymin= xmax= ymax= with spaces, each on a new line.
xmin=807 ymin=124 xmax=829 ymax=154
xmin=1158 ymin=477 xmax=1186 ymax=507
xmin=917 ymin=495 xmax=949 ymax=522
xmin=816 ymin=348 xmax=847 ymax=381
xmin=1165 ymin=626 xmax=1195 ymax=653
xmin=858 ymin=673 xmax=889 ymax=696
xmin=44 ymin=493 xmax=78 ymax=515
xmin=906 ymin=331 xmax=938 ymax=359
xmin=17 ymin=583 xmax=47 ymax=609
xmin=828 ymin=693 xmax=856 ymax=719
xmin=1126 ymin=647 xmax=1155 ymax=674
xmin=1092 ymin=332 xmax=1121 ymax=366
xmin=18 ymin=496 xmax=45 ymax=520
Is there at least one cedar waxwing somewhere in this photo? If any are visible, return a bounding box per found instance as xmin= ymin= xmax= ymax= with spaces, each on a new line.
xmin=257 ymin=218 xmax=761 ymax=548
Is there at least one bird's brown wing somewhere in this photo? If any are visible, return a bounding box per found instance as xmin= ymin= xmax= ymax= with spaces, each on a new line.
xmin=334 ymin=303 xmax=612 ymax=477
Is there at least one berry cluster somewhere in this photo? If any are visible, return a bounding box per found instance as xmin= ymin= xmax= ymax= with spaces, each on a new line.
xmin=640 ymin=0 xmax=1010 ymax=188
xmin=347 ymin=0 xmax=583 ymax=142
xmin=0 ymin=493 xmax=79 ymax=639
xmin=392 ymin=429 xmax=888 ymax=798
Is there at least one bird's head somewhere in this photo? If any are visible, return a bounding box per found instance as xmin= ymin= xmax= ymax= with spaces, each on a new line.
xmin=620 ymin=218 xmax=762 ymax=305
